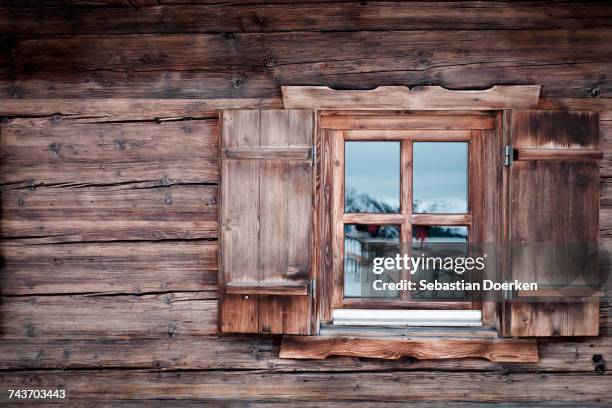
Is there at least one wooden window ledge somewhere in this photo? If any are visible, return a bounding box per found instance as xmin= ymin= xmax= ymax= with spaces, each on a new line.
xmin=280 ymin=327 xmax=538 ymax=362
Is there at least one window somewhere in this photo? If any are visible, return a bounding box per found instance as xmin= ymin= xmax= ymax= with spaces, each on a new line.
xmin=220 ymin=98 xmax=603 ymax=356
xmin=329 ymin=122 xmax=483 ymax=315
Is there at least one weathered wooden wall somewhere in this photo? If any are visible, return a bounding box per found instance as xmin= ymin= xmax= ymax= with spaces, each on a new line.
xmin=0 ymin=1 xmax=611 ymax=406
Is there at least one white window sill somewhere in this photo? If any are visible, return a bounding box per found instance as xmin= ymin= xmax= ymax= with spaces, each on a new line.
xmin=332 ymin=309 xmax=482 ymax=327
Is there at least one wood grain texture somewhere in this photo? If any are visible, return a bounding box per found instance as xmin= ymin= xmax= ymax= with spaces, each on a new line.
xmin=0 ymin=2 xmax=611 ymax=404
xmin=282 ymin=86 xmax=540 ymax=111
xmin=0 ymin=334 xmax=609 ymax=373
xmin=506 ymin=110 xmax=601 ymax=337
xmin=226 ymin=281 xmax=308 ymax=296
xmin=0 ymin=118 xmax=219 ymax=185
xmin=515 ymin=148 xmax=604 ymax=161
xmin=1 ymin=184 xmax=218 ymax=242
xmin=1 ymin=241 xmax=217 ymax=295
xmin=280 ymin=335 xmax=538 ymax=362
xmin=321 ymin=114 xmax=495 ymax=130
xmin=0 ymin=98 xmax=279 ymax=121
xmin=0 ymin=370 xmax=610 ymax=404
xmin=1 ymin=292 xmax=217 ymax=339
xmin=220 ymin=109 xmax=314 ymax=334
xmin=3 ymin=2 xmax=612 ymax=36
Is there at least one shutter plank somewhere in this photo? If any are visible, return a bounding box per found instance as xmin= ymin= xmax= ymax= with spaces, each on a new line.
xmin=220 ymin=111 xmax=261 ymax=333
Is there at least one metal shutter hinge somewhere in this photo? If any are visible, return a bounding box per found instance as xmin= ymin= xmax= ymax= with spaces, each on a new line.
xmin=310 ymin=279 xmax=317 ymax=299
xmin=504 ymin=145 xmax=513 ymax=166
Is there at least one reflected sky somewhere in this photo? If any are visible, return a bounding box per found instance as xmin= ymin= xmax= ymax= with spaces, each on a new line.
xmin=345 ymin=141 xmax=400 ymax=213
xmin=413 ymin=142 xmax=468 ymax=213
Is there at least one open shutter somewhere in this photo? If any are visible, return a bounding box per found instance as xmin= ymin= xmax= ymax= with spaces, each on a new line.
xmin=219 ymin=109 xmax=315 ymax=334
xmin=503 ymin=110 xmax=603 ymax=337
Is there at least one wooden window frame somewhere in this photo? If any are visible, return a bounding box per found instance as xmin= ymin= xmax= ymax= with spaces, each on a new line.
xmin=316 ymin=111 xmax=502 ymax=328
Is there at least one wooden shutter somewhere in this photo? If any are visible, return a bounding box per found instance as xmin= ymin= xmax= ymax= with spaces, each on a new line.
xmin=219 ymin=109 xmax=315 ymax=334
xmin=503 ymin=110 xmax=603 ymax=337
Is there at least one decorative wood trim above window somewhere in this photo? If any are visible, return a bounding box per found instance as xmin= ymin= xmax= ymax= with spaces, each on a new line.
xmin=282 ymin=85 xmax=541 ymax=110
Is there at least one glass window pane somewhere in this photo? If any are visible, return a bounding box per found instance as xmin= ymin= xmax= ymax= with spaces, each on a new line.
xmin=413 ymin=142 xmax=468 ymax=214
xmin=345 ymin=141 xmax=400 ymax=213
xmin=412 ymin=226 xmax=469 ymax=300
xmin=344 ymin=224 xmax=400 ymax=298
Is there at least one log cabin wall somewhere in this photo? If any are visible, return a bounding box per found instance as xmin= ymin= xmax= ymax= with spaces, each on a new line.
xmin=0 ymin=1 xmax=611 ymax=405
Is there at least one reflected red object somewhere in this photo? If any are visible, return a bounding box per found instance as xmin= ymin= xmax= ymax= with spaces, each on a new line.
xmin=367 ymin=225 xmax=380 ymax=236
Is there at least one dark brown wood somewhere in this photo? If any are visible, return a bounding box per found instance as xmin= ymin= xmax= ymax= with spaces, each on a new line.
xmin=2 ymin=184 xmax=218 ymax=243
xmin=515 ymin=148 xmax=604 ymax=161
xmin=0 ymin=118 xmax=219 ymax=186
xmin=226 ymin=281 xmax=308 ymax=296
xmin=280 ymin=335 xmax=538 ymax=362
xmin=505 ymin=110 xmax=601 ymax=337
xmin=1 ymin=241 xmax=217 ymax=295
xmin=4 ymin=2 xmax=612 ymax=37
xmin=0 ymin=3 xmax=611 ymax=404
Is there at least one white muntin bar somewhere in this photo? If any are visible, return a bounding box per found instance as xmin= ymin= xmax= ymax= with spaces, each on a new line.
xmin=332 ymin=309 xmax=482 ymax=327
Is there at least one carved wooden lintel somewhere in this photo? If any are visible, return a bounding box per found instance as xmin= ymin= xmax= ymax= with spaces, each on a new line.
xmin=282 ymin=85 xmax=541 ymax=110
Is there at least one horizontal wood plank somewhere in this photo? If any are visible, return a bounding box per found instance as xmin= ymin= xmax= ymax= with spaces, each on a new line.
xmin=282 ymin=86 xmax=540 ymax=111
xmin=3 ymin=2 xmax=612 ymax=37
xmin=226 ymin=280 xmax=308 ymax=296
xmin=2 ymin=185 xmax=218 ymax=242
xmin=1 ymin=241 xmax=217 ymax=295
xmin=0 ymin=98 xmax=279 ymax=121
xmin=0 ymin=334 xmax=610 ymax=373
xmin=280 ymin=335 xmax=538 ymax=362
xmin=0 ymin=370 xmax=609 ymax=403
xmin=1 ymin=118 xmax=219 ymax=185
xmin=1 ymin=292 xmax=217 ymax=339
xmin=2 ymin=31 xmax=611 ymax=99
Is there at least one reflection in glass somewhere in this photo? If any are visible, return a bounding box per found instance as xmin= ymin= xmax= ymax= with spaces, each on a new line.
xmin=345 ymin=141 xmax=400 ymax=213
xmin=344 ymin=224 xmax=400 ymax=298
xmin=413 ymin=142 xmax=468 ymax=213
xmin=412 ymin=226 xmax=469 ymax=300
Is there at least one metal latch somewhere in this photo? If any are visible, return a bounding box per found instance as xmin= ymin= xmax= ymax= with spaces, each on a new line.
xmin=504 ymin=145 xmax=513 ymax=166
